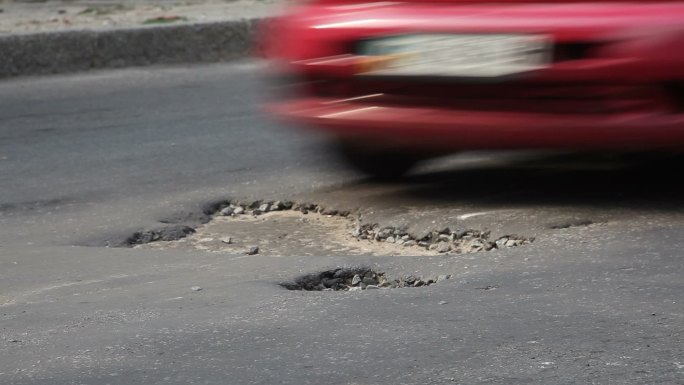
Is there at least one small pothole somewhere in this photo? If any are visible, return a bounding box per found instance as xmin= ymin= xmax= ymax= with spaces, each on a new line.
xmin=280 ymin=267 xmax=451 ymax=291
xmin=126 ymin=225 xmax=195 ymax=245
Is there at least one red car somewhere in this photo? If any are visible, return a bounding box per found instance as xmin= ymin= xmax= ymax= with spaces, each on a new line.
xmin=260 ymin=1 xmax=684 ymax=178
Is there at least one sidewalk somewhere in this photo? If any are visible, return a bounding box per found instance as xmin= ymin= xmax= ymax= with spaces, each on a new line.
xmin=0 ymin=0 xmax=283 ymax=78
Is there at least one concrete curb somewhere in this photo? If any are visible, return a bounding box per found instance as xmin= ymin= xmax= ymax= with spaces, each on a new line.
xmin=0 ymin=18 xmax=263 ymax=78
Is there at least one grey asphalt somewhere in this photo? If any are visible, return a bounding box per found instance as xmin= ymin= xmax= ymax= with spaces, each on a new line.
xmin=1 ymin=62 xmax=682 ymax=384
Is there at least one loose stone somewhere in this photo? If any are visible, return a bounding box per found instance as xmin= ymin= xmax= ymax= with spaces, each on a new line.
xmin=506 ymin=239 xmax=520 ymax=247
xmin=246 ymin=246 xmax=259 ymax=255
xmin=258 ymin=203 xmax=271 ymax=213
xmin=333 ymin=269 xmax=348 ymax=279
xmin=376 ymin=229 xmax=391 ymax=240
xmin=321 ymin=278 xmax=342 ymax=288
xmin=436 ymin=242 xmax=451 ymax=253
xmin=351 ymin=274 xmax=362 ymax=286
xmin=495 ymin=238 xmax=508 ymax=248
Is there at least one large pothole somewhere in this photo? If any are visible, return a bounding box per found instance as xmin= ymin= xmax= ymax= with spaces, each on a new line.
xmin=280 ymin=267 xmax=451 ymax=291
xmin=135 ymin=199 xmax=534 ymax=257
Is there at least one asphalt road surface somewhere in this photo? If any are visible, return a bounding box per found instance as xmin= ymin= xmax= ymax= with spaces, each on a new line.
xmin=1 ymin=61 xmax=683 ymax=385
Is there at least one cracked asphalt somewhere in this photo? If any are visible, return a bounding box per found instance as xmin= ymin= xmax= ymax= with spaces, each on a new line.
xmin=0 ymin=61 xmax=683 ymax=384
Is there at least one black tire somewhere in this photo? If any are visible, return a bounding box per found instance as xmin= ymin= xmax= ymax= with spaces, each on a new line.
xmin=335 ymin=141 xmax=419 ymax=180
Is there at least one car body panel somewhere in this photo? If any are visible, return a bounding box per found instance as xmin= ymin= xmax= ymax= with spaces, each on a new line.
xmin=260 ymin=1 xmax=684 ymax=151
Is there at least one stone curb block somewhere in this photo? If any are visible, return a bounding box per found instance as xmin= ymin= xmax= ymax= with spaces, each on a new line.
xmin=0 ymin=18 xmax=263 ymax=78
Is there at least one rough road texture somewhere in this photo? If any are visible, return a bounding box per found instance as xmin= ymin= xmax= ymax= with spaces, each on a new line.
xmin=1 ymin=63 xmax=682 ymax=385
xmin=0 ymin=0 xmax=281 ymax=35
xmin=0 ymin=0 xmax=279 ymax=77
xmin=0 ymin=19 xmax=260 ymax=77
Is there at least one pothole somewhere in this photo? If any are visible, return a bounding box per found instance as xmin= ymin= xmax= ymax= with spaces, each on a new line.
xmin=133 ymin=199 xmax=535 ymax=256
xmin=280 ymin=267 xmax=451 ymax=291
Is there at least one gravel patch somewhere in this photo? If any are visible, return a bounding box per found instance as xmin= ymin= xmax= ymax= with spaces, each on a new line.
xmin=352 ymin=224 xmax=533 ymax=254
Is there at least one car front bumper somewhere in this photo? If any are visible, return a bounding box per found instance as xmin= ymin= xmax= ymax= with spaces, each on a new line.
xmin=272 ymin=96 xmax=684 ymax=151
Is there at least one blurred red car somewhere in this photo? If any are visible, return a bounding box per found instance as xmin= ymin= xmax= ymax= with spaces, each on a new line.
xmin=259 ymin=0 xmax=684 ymax=178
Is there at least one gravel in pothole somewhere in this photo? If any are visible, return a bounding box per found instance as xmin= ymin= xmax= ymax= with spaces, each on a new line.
xmin=139 ymin=210 xmax=432 ymax=256
xmin=280 ymin=267 xmax=452 ymax=291
xmin=136 ymin=199 xmax=534 ymax=256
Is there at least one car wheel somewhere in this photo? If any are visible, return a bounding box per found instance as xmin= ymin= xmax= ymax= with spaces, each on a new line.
xmin=335 ymin=141 xmax=419 ymax=180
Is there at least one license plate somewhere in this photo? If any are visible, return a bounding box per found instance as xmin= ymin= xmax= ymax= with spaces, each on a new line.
xmin=357 ymin=34 xmax=552 ymax=77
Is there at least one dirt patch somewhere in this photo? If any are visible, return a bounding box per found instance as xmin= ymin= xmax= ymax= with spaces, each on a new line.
xmin=280 ymin=267 xmax=451 ymax=291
